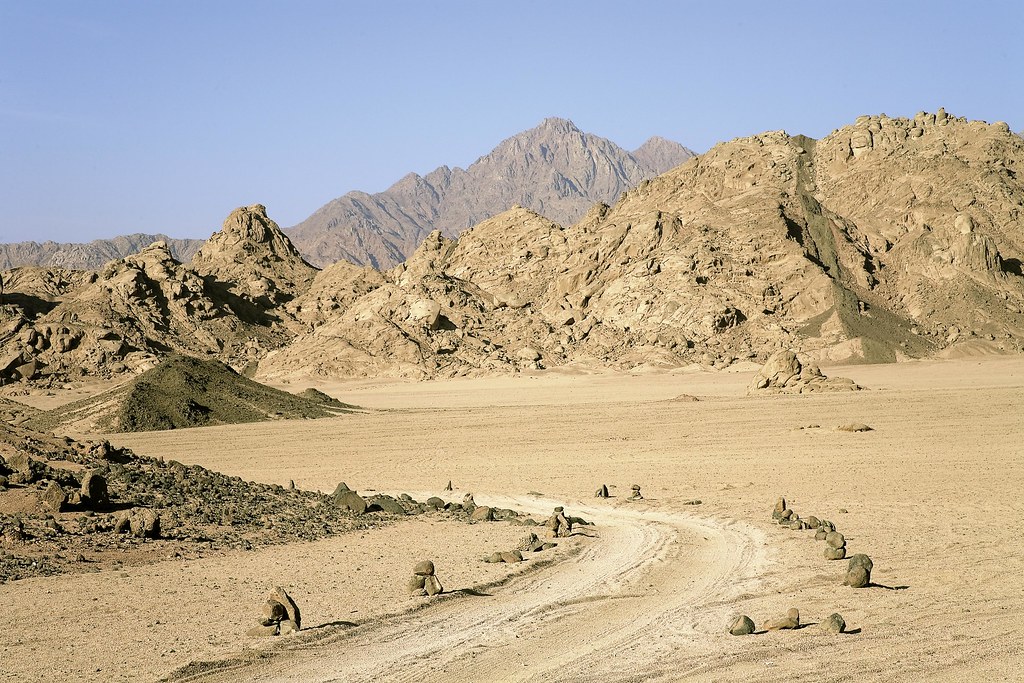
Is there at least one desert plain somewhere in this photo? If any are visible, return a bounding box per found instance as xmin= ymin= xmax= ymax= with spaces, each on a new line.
xmin=1 ymin=355 xmax=1022 ymax=682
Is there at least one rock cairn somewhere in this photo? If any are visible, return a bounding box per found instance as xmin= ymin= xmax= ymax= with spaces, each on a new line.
xmin=545 ymin=506 xmax=572 ymax=538
xmin=247 ymin=586 xmax=301 ymax=637
xmin=408 ymin=560 xmax=444 ymax=596
xmin=824 ymin=531 xmax=847 ymax=560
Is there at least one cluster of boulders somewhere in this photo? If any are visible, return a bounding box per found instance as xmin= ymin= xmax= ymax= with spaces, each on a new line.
xmin=729 ymin=608 xmax=846 ymax=636
xmin=408 ymin=560 xmax=444 ymax=597
xmin=485 ymin=532 xmax=557 ymax=564
xmin=247 ymin=586 xmax=302 ymax=637
xmin=749 ymin=350 xmax=861 ymax=394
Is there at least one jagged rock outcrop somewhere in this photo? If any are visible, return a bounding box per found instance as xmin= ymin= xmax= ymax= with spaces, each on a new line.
xmin=0 ymin=234 xmax=204 ymax=271
xmin=191 ymin=204 xmax=317 ymax=306
xmin=0 ymin=207 xmax=316 ymax=384
xmin=5 ymin=112 xmax=1024 ymax=385
xmin=260 ymin=110 xmax=1024 ymax=381
xmin=287 ymin=118 xmax=694 ymax=268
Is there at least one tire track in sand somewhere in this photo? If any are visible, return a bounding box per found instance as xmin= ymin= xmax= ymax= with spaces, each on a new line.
xmin=179 ymin=496 xmax=768 ymax=683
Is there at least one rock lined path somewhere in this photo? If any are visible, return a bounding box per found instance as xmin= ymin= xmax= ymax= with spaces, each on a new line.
xmin=178 ymin=496 xmax=767 ymax=682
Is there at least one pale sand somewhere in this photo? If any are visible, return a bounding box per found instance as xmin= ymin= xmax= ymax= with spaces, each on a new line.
xmin=3 ymin=357 xmax=1024 ymax=681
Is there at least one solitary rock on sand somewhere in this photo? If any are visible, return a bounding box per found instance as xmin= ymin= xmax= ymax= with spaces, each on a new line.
xmin=247 ymin=586 xmax=301 ymax=636
xmin=630 ymin=484 xmax=643 ymax=500
xmin=595 ymin=484 xmax=609 ymax=498
xmin=763 ymin=608 xmax=800 ymax=631
xmin=729 ymin=615 xmax=756 ymax=636
xmin=843 ymin=554 xmax=873 ymax=588
xmin=823 ymin=612 xmax=847 ymax=633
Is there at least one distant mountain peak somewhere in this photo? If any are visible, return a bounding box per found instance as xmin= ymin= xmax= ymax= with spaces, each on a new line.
xmin=287 ymin=120 xmax=694 ymax=268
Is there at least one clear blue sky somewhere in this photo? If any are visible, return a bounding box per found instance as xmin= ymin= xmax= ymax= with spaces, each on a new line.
xmin=1 ymin=1 xmax=1021 ymax=243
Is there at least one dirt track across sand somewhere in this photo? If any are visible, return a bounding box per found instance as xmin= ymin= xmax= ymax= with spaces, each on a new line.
xmin=4 ymin=357 xmax=1024 ymax=681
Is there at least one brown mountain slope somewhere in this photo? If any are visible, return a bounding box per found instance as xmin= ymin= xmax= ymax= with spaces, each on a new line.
xmin=286 ymin=118 xmax=694 ymax=268
xmin=258 ymin=111 xmax=1024 ymax=380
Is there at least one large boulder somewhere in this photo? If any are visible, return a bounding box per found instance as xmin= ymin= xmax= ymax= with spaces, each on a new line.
xmin=749 ymin=350 xmax=861 ymax=394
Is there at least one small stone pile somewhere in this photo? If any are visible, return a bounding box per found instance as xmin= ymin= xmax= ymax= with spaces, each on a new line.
xmin=629 ymin=485 xmax=643 ymax=500
xmin=486 ymin=532 xmax=556 ymax=563
xmin=595 ymin=484 xmax=609 ymax=498
xmin=247 ymin=586 xmax=301 ymax=637
xmin=824 ymin=531 xmax=847 ymax=560
xmin=545 ymin=506 xmax=572 ymax=538
xmin=408 ymin=560 xmax=444 ymax=596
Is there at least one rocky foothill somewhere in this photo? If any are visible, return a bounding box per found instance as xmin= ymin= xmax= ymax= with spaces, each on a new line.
xmin=2 ymin=111 xmax=1023 ymax=388
xmin=0 ymin=420 xmax=400 ymax=583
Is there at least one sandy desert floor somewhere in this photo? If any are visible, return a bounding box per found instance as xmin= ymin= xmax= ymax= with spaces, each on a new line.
xmin=3 ymin=357 xmax=1024 ymax=682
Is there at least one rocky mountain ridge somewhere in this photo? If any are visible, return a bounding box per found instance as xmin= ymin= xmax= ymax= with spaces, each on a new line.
xmin=0 ymin=235 xmax=204 ymax=271
xmin=286 ymin=117 xmax=695 ymax=268
xmin=2 ymin=110 xmax=1023 ymax=387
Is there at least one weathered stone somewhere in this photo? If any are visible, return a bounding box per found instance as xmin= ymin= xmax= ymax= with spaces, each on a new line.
xmin=278 ymin=619 xmax=299 ymax=636
xmin=425 ymin=496 xmax=445 ymax=509
xmin=823 ymin=612 xmax=846 ymax=633
xmin=247 ymin=623 xmax=279 ymax=637
xmin=500 ymin=551 xmax=523 ymax=563
xmin=773 ymin=496 xmax=787 ymax=519
xmin=80 ymin=471 xmax=109 ymax=508
xmin=630 ymin=484 xmax=643 ymax=500
xmin=824 ymin=546 xmax=847 ymax=560
xmin=414 ymin=560 xmax=436 ymax=576
xmin=729 ymin=614 xmax=756 ymax=636
xmin=595 ymin=484 xmax=609 ymax=498
xmin=335 ymin=490 xmax=367 ymax=515
xmin=444 ymin=480 xmax=453 ymax=491
xmin=837 ymin=423 xmax=873 ymax=432
xmin=815 ymin=529 xmax=827 ymax=541
xmin=268 ymin=586 xmax=301 ymax=630
xmin=424 ymin=575 xmax=444 ymax=596
xmin=780 ymin=508 xmax=794 ymax=521
xmin=40 ymin=482 xmax=66 ymax=513
xmin=825 ymin=531 xmax=846 ymax=549
xmin=8 ymin=452 xmax=32 ymax=474
xmin=763 ymin=608 xmax=800 ymax=631
xmin=129 ymin=508 xmax=160 ymax=538
xmin=485 ymin=552 xmax=503 ymax=564
xmin=806 ymin=516 xmax=820 ymax=528
xmin=261 ymin=600 xmax=287 ymax=625
xmin=470 ymin=505 xmax=494 ymax=522
xmin=844 ymin=554 xmax=873 ymax=588
xmin=516 ymin=533 xmax=540 ymax=552
xmin=408 ymin=574 xmax=427 ymax=592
